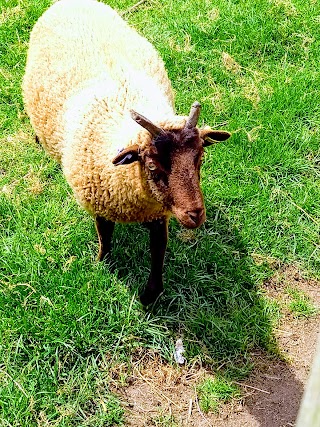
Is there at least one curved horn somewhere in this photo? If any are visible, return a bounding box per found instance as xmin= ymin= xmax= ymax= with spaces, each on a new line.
xmin=130 ymin=110 xmax=163 ymax=137
xmin=185 ymin=101 xmax=201 ymax=129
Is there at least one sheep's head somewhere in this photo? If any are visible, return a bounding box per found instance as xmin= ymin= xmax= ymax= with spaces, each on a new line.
xmin=112 ymin=102 xmax=230 ymax=229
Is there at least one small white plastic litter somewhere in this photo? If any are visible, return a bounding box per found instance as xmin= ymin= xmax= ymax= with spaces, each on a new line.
xmin=174 ymin=338 xmax=185 ymax=365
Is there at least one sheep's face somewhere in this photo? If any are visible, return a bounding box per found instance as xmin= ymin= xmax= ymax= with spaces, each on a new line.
xmin=141 ymin=127 xmax=205 ymax=229
xmin=113 ymin=126 xmax=231 ymax=229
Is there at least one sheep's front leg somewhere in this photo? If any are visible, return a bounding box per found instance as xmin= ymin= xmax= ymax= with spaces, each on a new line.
xmin=140 ymin=218 xmax=168 ymax=306
xmin=95 ymin=216 xmax=115 ymax=261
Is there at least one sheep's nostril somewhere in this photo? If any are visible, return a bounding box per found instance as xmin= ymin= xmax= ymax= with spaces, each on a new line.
xmin=187 ymin=209 xmax=204 ymax=223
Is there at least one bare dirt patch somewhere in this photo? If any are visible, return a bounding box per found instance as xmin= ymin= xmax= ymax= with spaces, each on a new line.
xmin=117 ymin=265 xmax=320 ymax=426
xmin=114 ymin=350 xmax=214 ymax=426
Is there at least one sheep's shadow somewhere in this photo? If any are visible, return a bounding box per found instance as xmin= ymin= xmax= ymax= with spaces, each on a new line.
xmin=112 ymin=206 xmax=271 ymax=367
xmin=236 ymin=349 xmax=305 ymax=427
xmin=110 ymin=206 xmax=305 ymax=426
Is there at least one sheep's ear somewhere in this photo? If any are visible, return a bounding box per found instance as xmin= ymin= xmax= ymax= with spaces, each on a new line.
xmin=200 ymin=127 xmax=231 ymax=147
xmin=112 ymin=145 xmax=140 ymax=166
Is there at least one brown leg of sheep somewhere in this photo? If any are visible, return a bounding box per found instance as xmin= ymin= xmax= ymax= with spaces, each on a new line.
xmin=95 ymin=216 xmax=115 ymax=261
xmin=140 ymin=217 xmax=168 ymax=306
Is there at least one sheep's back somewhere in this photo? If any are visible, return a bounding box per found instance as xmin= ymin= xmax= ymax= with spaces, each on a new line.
xmin=22 ymin=0 xmax=173 ymax=161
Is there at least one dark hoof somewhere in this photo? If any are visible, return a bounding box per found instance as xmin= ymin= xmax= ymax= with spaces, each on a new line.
xmin=139 ymin=288 xmax=163 ymax=306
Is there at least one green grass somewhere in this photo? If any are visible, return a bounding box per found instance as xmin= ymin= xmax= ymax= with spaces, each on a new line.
xmin=285 ymin=287 xmax=319 ymax=317
xmin=197 ymin=377 xmax=241 ymax=413
xmin=1 ymin=0 xmax=320 ymax=424
xmin=151 ymin=414 xmax=179 ymax=427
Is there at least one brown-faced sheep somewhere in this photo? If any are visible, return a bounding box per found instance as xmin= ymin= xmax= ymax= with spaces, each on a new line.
xmin=22 ymin=0 xmax=231 ymax=305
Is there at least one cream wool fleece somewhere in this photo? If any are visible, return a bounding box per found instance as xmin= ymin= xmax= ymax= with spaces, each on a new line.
xmin=23 ymin=0 xmax=188 ymax=223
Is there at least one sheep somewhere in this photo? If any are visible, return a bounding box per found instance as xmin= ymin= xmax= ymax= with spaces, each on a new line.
xmin=22 ymin=0 xmax=231 ymax=305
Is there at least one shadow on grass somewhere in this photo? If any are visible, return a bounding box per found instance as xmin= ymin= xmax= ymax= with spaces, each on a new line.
xmin=111 ymin=206 xmax=305 ymax=426
xmin=112 ymin=206 xmax=273 ymax=370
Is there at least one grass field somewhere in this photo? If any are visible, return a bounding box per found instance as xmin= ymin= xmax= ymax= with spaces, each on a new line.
xmin=1 ymin=0 xmax=320 ymax=425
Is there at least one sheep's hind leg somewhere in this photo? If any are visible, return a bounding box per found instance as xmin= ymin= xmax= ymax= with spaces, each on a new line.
xmin=95 ymin=216 xmax=115 ymax=261
xmin=140 ymin=218 xmax=168 ymax=306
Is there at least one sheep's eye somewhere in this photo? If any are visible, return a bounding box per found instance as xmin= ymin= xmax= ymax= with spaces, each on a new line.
xmin=148 ymin=162 xmax=157 ymax=171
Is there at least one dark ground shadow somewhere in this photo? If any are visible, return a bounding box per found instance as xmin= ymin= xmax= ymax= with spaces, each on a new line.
xmin=108 ymin=205 xmax=307 ymax=426
xmin=237 ymin=351 xmax=304 ymax=427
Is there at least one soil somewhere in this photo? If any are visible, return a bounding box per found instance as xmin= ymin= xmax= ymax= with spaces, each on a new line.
xmin=116 ymin=265 xmax=320 ymax=426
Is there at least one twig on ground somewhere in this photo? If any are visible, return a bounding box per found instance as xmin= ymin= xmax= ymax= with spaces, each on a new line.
xmin=188 ymin=398 xmax=193 ymax=419
xmin=263 ymin=374 xmax=281 ymax=380
xmin=274 ymin=328 xmax=293 ymax=336
xmin=234 ymin=381 xmax=270 ymax=394
xmin=194 ymin=391 xmax=213 ymax=426
xmin=121 ymin=0 xmax=148 ymax=15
